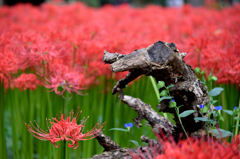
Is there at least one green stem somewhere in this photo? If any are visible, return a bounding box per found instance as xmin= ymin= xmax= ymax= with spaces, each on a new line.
xmin=149 ymin=76 xmax=168 ymax=118
xmin=10 ymin=90 xmax=19 ymax=159
xmin=231 ymin=120 xmax=235 ymax=142
xmin=210 ymin=80 xmax=212 ymax=93
xmin=149 ymin=76 xmax=160 ymax=100
xmin=221 ymin=84 xmax=228 ymax=131
xmin=206 ymin=110 xmax=211 ymax=143
xmin=175 ymin=107 xmax=189 ymax=139
xmin=234 ymin=98 xmax=240 ymax=136
xmin=62 ymin=140 xmax=66 ymax=159
xmin=46 ymin=91 xmax=54 ymax=159
xmin=0 ymin=81 xmax=7 ymax=159
xmin=62 ymin=91 xmax=70 ymax=158
xmin=28 ymin=90 xmax=34 ymax=159
xmin=127 ymin=131 xmax=130 ymax=148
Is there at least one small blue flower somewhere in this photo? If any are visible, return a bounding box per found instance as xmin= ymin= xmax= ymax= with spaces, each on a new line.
xmin=215 ymin=106 xmax=223 ymax=111
xmin=200 ymin=105 xmax=204 ymax=109
xmin=233 ymin=106 xmax=238 ymax=111
xmin=124 ymin=123 xmax=133 ymax=130
xmin=169 ymin=99 xmax=175 ymax=103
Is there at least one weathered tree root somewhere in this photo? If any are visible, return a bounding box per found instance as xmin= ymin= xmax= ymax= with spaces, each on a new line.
xmin=92 ymin=133 xmax=162 ymax=159
xmin=92 ymin=41 xmax=212 ymax=158
xmin=95 ymin=132 xmax=121 ymax=151
xmin=120 ymin=95 xmax=175 ymax=135
xmin=103 ymin=41 xmax=211 ymax=136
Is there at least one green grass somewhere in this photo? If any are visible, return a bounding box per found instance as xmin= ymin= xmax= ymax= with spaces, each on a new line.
xmin=2 ymin=76 xmax=240 ymax=158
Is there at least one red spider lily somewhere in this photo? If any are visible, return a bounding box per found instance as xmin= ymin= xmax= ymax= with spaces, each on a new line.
xmin=44 ymin=71 xmax=85 ymax=97
xmin=0 ymin=2 xmax=240 ymax=90
xmin=131 ymin=133 xmax=240 ymax=159
xmin=155 ymin=135 xmax=240 ymax=159
xmin=25 ymin=108 xmax=105 ymax=149
xmin=10 ymin=73 xmax=41 ymax=91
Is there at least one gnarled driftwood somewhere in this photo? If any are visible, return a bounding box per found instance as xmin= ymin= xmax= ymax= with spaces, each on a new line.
xmin=92 ymin=41 xmax=212 ymax=159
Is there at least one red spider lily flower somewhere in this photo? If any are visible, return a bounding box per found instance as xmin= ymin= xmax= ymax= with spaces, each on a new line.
xmin=25 ymin=108 xmax=105 ymax=149
xmin=154 ymin=135 xmax=240 ymax=159
xmin=1 ymin=2 xmax=240 ymax=88
xmin=44 ymin=71 xmax=85 ymax=97
xmin=10 ymin=73 xmax=41 ymax=91
xmin=131 ymin=133 xmax=240 ymax=159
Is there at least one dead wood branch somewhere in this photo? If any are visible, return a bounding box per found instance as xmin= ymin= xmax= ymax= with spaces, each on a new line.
xmin=93 ymin=41 xmax=212 ymax=158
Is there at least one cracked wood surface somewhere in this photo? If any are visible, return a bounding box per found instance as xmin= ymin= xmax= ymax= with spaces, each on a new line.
xmin=91 ymin=41 xmax=212 ymax=158
xmin=103 ymin=41 xmax=211 ymax=136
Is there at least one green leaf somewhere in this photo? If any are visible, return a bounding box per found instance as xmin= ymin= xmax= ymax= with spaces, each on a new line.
xmin=208 ymin=112 xmax=213 ymax=116
xmin=201 ymin=106 xmax=209 ymax=113
xmin=169 ymin=102 xmax=176 ymax=108
xmin=194 ymin=117 xmax=214 ymax=122
xmin=201 ymin=77 xmax=206 ymax=84
xmin=212 ymin=121 xmax=217 ymax=126
xmin=129 ymin=140 xmax=140 ymax=147
xmin=167 ymin=85 xmax=175 ymax=89
xmin=209 ymin=73 xmax=212 ymax=78
xmin=108 ymin=128 xmax=128 ymax=132
xmin=149 ymin=76 xmax=160 ymax=101
xmin=219 ymin=115 xmax=224 ymax=121
xmin=212 ymin=100 xmax=218 ymax=104
xmin=211 ymin=76 xmax=218 ymax=81
xmin=179 ymin=110 xmax=196 ymax=118
xmin=159 ymin=96 xmax=173 ymax=102
xmin=201 ymin=70 xmax=205 ymax=75
xmin=195 ymin=67 xmax=200 ymax=73
xmin=157 ymin=81 xmax=165 ymax=89
xmin=234 ymin=108 xmax=240 ymax=114
xmin=159 ymin=90 xmax=168 ymax=97
xmin=208 ymin=87 xmax=224 ymax=97
xmin=232 ymin=124 xmax=240 ymax=127
xmin=213 ymin=111 xmax=217 ymax=117
xmin=208 ymin=73 xmax=213 ymax=82
xmin=234 ymin=117 xmax=239 ymax=120
xmin=177 ymin=105 xmax=184 ymax=109
xmin=223 ymin=110 xmax=233 ymax=116
xmin=210 ymin=128 xmax=232 ymax=138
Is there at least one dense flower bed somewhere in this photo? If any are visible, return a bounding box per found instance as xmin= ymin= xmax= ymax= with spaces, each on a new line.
xmin=155 ymin=134 xmax=240 ymax=159
xmin=0 ymin=2 xmax=240 ymax=93
xmin=130 ymin=132 xmax=240 ymax=159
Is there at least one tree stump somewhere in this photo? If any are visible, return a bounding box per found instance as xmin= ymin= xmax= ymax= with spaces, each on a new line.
xmin=91 ymin=41 xmax=212 ymax=159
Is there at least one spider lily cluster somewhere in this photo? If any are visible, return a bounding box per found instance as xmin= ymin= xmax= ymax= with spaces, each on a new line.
xmin=0 ymin=2 xmax=240 ymax=158
xmin=0 ymin=2 xmax=240 ymax=95
xmin=25 ymin=109 xmax=105 ymax=149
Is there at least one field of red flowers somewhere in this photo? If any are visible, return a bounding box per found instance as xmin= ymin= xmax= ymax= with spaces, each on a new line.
xmin=0 ymin=2 xmax=240 ymax=93
xmin=130 ymin=133 xmax=240 ymax=159
xmin=155 ymin=134 xmax=240 ymax=159
xmin=0 ymin=2 xmax=240 ymax=159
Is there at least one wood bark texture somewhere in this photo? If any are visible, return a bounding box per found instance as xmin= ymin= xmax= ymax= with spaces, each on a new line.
xmin=92 ymin=41 xmax=212 ymax=159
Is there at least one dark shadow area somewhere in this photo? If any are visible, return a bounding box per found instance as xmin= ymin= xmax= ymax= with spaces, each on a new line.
xmin=4 ymin=0 xmax=45 ymax=6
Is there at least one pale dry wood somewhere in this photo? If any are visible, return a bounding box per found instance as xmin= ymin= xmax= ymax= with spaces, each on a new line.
xmin=91 ymin=41 xmax=212 ymax=158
